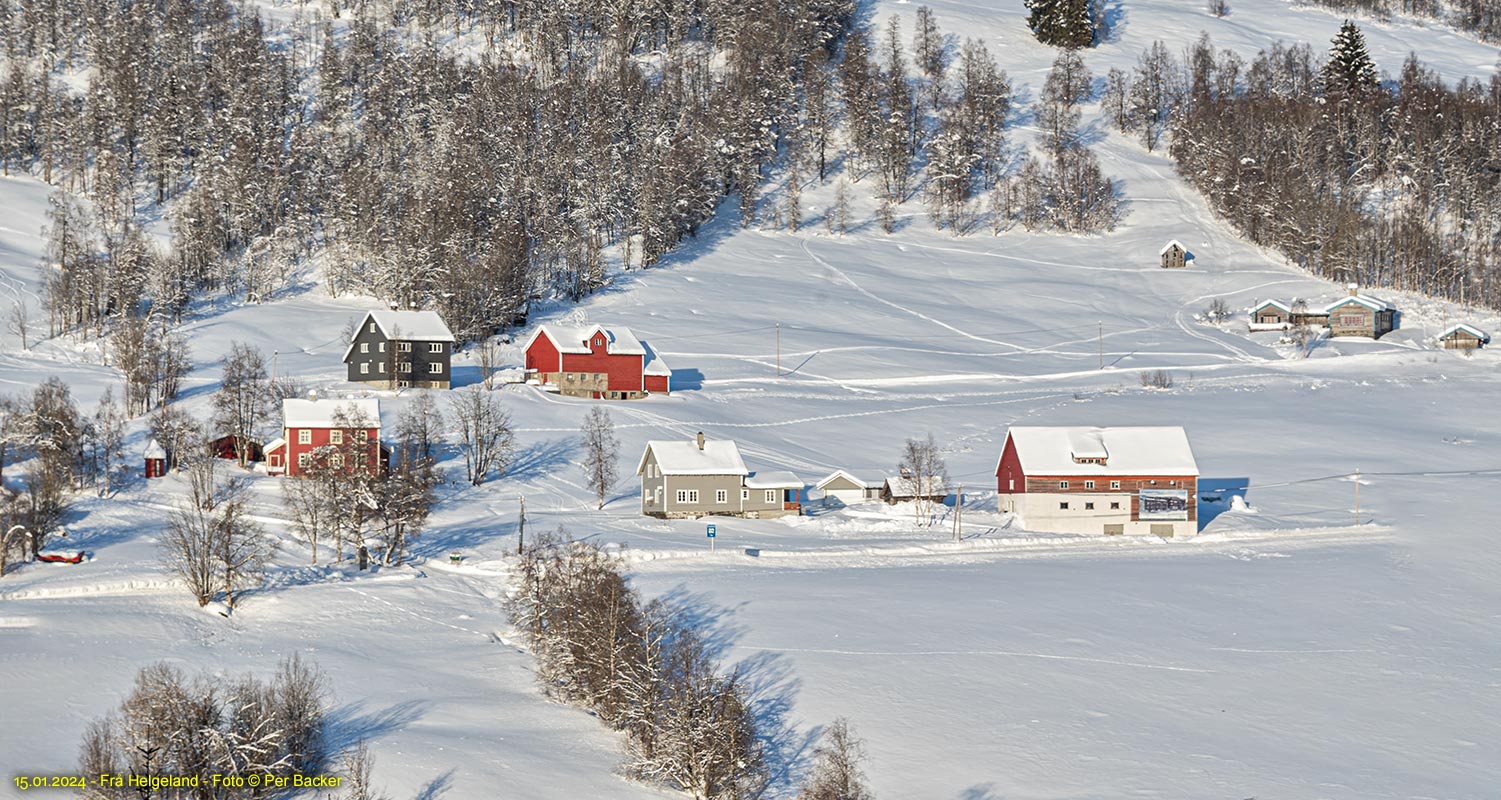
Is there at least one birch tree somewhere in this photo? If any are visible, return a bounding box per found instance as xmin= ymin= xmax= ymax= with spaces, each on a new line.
xmin=581 ymin=407 xmax=619 ymax=509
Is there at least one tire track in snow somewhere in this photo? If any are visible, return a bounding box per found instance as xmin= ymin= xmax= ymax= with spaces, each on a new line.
xmin=745 ymin=644 xmax=1216 ymax=673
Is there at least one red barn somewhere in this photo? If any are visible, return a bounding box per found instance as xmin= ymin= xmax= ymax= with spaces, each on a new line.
xmin=996 ymin=426 xmax=1199 ymax=537
xmin=521 ymin=324 xmax=671 ymax=399
xmin=263 ymin=397 xmax=386 ymax=478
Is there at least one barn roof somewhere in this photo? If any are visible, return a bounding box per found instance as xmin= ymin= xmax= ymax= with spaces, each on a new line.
xmin=1159 ymin=240 xmax=1190 ymax=256
xmin=1322 ymin=294 xmax=1393 ymax=314
xmin=524 ymin=324 xmax=648 ymax=357
xmin=636 ymin=438 xmax=747 ymax=476
xmin=815 ymin=470 xmax=882 ymax=490
xmin=883 ymin=475 xmax=947 ymax=498
xmin=999 ymin=426 xmax=1199 ymax=477
xmin=144 ymin=439 xmax=167 ymax=459
xmin=283 ymin=398 xmax=382 ymax=429
xmin=1440 ymin=323 xmax=1490 ymax=342
xmin=641 ymin=339 xmax=672 ymax=377
xmin=342 ymin=310 xmax=454 ymax=361
xmin=1253 ymin=299 xmax=1291 ymax=313
xmin=745 ymin=470 xmax=802 ymax=489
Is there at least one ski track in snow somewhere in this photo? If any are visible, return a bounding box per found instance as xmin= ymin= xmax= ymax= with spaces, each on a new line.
xmin=746 ymin=644 xmax=1218 ymax=673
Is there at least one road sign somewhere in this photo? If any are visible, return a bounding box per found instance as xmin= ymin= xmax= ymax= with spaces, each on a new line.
xmin=706 ymin=524 xmax=717 ymax=538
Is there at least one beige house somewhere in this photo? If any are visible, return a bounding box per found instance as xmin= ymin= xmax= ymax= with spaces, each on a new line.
xmin=1159 ymin=240 xmax=1192 ymax=269
xmin=637 ymin=433 xmax=801 ymax=519
xmin=815 ymin=470 xmax=882 ymax=506
xmin=1439 ymin=323 xmax=1489 ymax=350
xmin=1323 ymin=285 xmax=1396 ymax=338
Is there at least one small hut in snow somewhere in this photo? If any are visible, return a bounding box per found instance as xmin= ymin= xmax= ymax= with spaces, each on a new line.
xmin=1439 ymin=323 xmax=1490 ymax=350
xmin=881 ymin=475 xmax=949 ymax=506
xmin=816 ymin=470 xmax=882 ymax=506
xmin=1250 ymin=299 xmax=1291 ymax=329
xmin=144 ymin=439 xmax=167 ymax=478
xmin=1159 ymin=240 xmax=1192 ymax=269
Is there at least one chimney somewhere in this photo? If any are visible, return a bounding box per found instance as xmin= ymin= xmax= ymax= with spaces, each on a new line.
xmin=1347 ymin=282 xmax=1359 ymax=297
xmin=696 ymin=432 xmax=705 ymax=451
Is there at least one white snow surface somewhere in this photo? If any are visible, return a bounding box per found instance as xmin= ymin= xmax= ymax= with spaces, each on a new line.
xmin=4 ymin=2 xmax=1501 ymax=799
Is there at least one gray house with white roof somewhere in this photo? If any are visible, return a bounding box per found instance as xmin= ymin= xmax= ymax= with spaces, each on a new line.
xmin=344 ymin=310 xmax=456 ymax=389
xmin=637 ymin=433 xmax=801 ymax=519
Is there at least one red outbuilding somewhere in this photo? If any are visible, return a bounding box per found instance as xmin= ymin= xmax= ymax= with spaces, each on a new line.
xmin=521 ymin=324 xmax=671 ymax=399
xmin=144 ymin=439 xmax=167 ymax=478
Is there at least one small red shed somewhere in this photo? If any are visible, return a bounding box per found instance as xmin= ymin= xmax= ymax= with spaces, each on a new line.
xmin=144 ymin=439 xmax=167 ymax=478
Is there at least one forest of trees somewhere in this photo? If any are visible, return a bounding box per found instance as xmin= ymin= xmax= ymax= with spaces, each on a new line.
xmin=1300 ymin=0 xmax=1501 ymax=44
xmin=1103 ymin=26 xmax=1500 ymax=309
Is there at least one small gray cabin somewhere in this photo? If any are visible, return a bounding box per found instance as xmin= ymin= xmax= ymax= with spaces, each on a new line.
xmin=343 ymin=310 xmax=456 ymax=389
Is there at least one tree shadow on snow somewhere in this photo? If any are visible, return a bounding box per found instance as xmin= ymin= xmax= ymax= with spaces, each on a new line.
xmin=507 ymin=437 xmax=576 ymax=481
xmin=324 ymin=698 xmax=428 ymax=750
xmin=1198 ymin=476 xmax=1251 ymax=531
xmin=958 ymin=784 xmax=1004 ymax=800
xmin=413 ymin=769 xmax=456 ymax=800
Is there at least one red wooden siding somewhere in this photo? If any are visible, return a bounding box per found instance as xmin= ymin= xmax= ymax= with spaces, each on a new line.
xmin=1024 ymin=474 xmax=1199 ymax=522
xmin=643 ymin=374 xmax=670 ymax=394
xmin=561 ymin=336 xmax=646 ymax=394
xmin=995 ymin=435 xmax=1026 ymax=494
xmin=525 ymin=334 xmax=563 ymax=376
xmin=283 ymin=426 xmax=382 ymax=477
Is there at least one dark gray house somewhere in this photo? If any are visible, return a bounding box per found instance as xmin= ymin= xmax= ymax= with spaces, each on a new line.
xmin=343 ymin=310 xmax=456 ymax=389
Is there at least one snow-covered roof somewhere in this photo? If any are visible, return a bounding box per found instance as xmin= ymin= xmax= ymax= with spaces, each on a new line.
xmin=1253 ymin=299 xmax=1291 ymax=313
xmin=1440 ymin=323 xmax=1490 ymax=342
xmin=1159 ymin=240 xmax=1190 ymax=256
xmin=144 ymin=439 xmax=166 ymax=459
xmin=342 ymin=310 xmax=454 ymax=361
xmin=815 ymin=470 xmax=881 ymax=490
xmin=1001 ymin=426 xmax=1199 ymax=477
xmin=636 ymin=439 xmax=747 ymax=476
xmin=283 ymin=398 xmax=381 ymax=429
xmin=1322 ymin=294 xmax=1393 ymax=314
xmin=524 ymin=324 xmax=647 ymax=357
xmin=264 ymin=437 xmax=286 ymax=454
xmin=745 ymin=470 xmax=802 ymax=489
xmin=641 ymin=339 xmax=672 ymax=377
xmin=883 ymin=475 xmax=947 ymax=498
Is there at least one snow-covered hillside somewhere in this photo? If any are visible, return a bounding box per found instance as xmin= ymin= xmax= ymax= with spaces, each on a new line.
xmin=3 ymin=2 xmax=1500 ymax=799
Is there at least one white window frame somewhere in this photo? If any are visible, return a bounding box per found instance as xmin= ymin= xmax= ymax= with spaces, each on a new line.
xmin=1085 ymin=480 xmax=1095 ymax=490
xmin=378 ymin=342 xmax=385 ymax=352
xmin=1008 ymin=479 xmax=1015 ymax=491
xmin=399 ymin=362 xmax=412 ymax=373
xmin=429 ymin=342 xmax=443 ymax=353
xmin=298 ymin=453 xmax=311 ymax=469
xmin=298 ymin=429 xmax=311 ymax=445
xmin=1110 ymin=480 xmax=1120 ymax=490
xmin=330 ymin=452 xmax=344 ymax=468
xmin=398 ymin=341 xmax=412 ymax=353
xmin=360 ymin=342 xmax=369 ymax=353
xmin=329 ymin=429 xmax=343 ymax=445
xmin=715 ymin=489 xmax=728 ymax=504
xmin=429 ymin=363 xmax=442 ymax=374
xmin=765 ymin=490 xmax=776 ymax=504
xmin=360 ymin=363 xmax=369 ymax=374
xmin=378 ymin=362 xmax=386 ymax=373
xmin=741 ymin=489 xmax=749 ymax=500
xmin=368 ymin=322 xmax=377 ymax=332
xmin=1059 ymin=480 xmax=1069 ymax=489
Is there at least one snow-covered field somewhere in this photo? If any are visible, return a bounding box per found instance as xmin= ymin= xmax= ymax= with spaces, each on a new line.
xmin=3 ymin=1 xmax=1501 ymax=798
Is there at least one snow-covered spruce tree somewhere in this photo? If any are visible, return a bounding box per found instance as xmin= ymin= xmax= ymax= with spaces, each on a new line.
xmin=1325 ymin=20 xmax=1380 ymax=95
xmin=1025 ymin=0 xmax=1095 ymax=48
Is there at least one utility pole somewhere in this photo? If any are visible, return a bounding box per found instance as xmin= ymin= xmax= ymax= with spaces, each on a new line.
xmin=776 ymin=322 xmax=781 ymax=378
xmin=1353 ymin=468 xmax=1360 ymax=527
xmin=271 ymin=350 xmax=278 ymax=391
xmin=952 ymin=484 xmax=963 ymax=542
xmin=517 ymin=495 xmax=527 ymax=555
xmin=1098 ymin=321 xmax=1103 ymax=370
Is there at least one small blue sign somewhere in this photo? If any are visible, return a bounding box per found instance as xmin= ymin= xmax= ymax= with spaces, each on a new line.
xmin=706 ymin=524 xmax=717 ymax=538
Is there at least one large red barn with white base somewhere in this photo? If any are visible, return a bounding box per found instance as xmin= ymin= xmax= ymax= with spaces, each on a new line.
xmin=995 ymin=426 xmax=1199 ymax=537
xmin=521 ymin=324 xmax=671 ymax=399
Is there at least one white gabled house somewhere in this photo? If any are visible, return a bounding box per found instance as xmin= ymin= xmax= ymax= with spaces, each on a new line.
xmin=815 ymin=470 xmax=882 ymax=506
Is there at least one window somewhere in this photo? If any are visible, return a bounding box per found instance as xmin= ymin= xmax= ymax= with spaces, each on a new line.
xmin=369 ymin=322 xmax=376 ymax=332
xmin=596 ymin=336 xmax=604 ymax=347
xmin=330 ymin=429 xmax=343 ymax=445
xmin=399 ymin=363 xmax=412 ymax=373
xmin=1007 ymin=479 xmax=1015 ymax=491
xmin=398 ymin=341 xmax=412 ymax=352
xmin=1110 ymin=502 xmax=1121 ymax=510
xmin=742 ymin=489 xmax=749 ymax=500
xmin=360 ymin=343 xmax=369 ymax=353
xmin=1168 ymin=480 xmax=1176 ymax=487
xmin=1059 ymin=502 xmax=1069 ymax=510
xmin=378 ymin=342 xmax=385 ymax=352
xmin=330 ymin=452 xmax=344 ymax=468
xmin=429 ymin=343 xmax=443 ymax=353
xmin=1085 ymin=502 xmax=1095 ymax=510
xmin=269 ymin=455 xmax=281 ymax=467
xmin=1110 ymin=481 xmax=1120 ymax=490
xmin=429 ymin=363 xmax=443 ymax=374
xmin=378 ymin=362 xmax=386 ymax=372
xmin=1085 ymin=480 xmax=1095 ymax=490
xmin=360 ymin=363 xmax=369 ymax=375
xmin=765 ymin=490 xmax=776 ymax=503
xmin=716 ymin=489 xmax=728 ymax=504
xmin=298 ymin=453 xmax=311 ymax=469
xmin=298 ymin=429 xmax=311 ymax=445
xmin=678 ymin=490 xmax=699 ymax=504
xmin=1059 ymin=481 xmax=1069 ymax=489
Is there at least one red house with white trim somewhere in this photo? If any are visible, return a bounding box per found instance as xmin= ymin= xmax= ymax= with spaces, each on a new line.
xmin=996 ymin=426 xmax=1199 ymax=537
xmin=521 ymin=324 xmax=671 ymax=400
xmin=264 ymin=397 xmax=386 ymax=478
